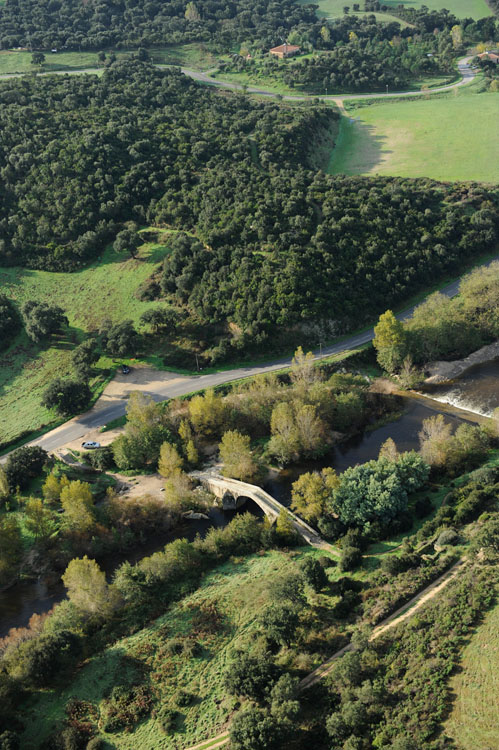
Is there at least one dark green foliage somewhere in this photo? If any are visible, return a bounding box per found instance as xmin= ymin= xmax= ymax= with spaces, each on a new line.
xmin=101 ymin=320 xmax=139 ymax=357
xmin=85 ymin=446 xmax=114 ymax=471
xmin=0 ymin=0 xmax=316 ymax=51
xmin=299 ymin=556 xmax=329 ymax=591
xmin=156 ymin=707 xmax=177 ymax=735
xmin=0 ymin=63 xmax=496 ymax=354
xmin=173 ymin=689 xmax=193 ymax=707
xmin=113 ymin=228 xmax=141 ymax=258
xmin=21 ymin=301 xmax=67 ymax=342
xmin=42 ymin=378 xmax=92 ymax=416
xmin=224 ymin=652 xmax=281 ymax=703
xmin=332 ymin=454 xmax=429 ymax=531
xmin=71 ymin=340 xmax=99 ymax=377
xmin=229 ymin=707 xmax=282 ymax=750
xmin=0 ymin=295 xmax=21 ymax=351
xmin=4 ymin=445 xmax=48 ymax=490
xmin=5 ymin=630 xmax=81 ymax=687
xmin=414 ymin=496 xmax=433 ymax=519
xmin=324 ymin=567 xmax=497 ymax=748
xmin=259 ymin=601 xmax=300 ymax=647
xmin=268 ymin=571 xmax=306 ymax=605
xmin=140 ymin=307 xmax=180 ymax=334
xmin=339 ymin=546 xmax=362 ymax=572
xmin=0 ymin=732 xmax=19 ymax=750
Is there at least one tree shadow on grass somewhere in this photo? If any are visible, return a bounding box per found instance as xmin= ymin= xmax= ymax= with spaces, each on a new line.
xmin=330 ymin=117 xmax=390 ymax=176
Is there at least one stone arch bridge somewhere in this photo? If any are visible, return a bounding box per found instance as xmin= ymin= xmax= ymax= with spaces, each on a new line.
xmin=191 ymin=471 xmax=338 ymax=554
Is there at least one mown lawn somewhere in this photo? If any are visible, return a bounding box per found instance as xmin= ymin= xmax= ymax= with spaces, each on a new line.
xmin=328 ymin=87 xmax=499 ymax=183
xmin=0 ymin=237 xmax=171 ymax=443
xmin=20 ymin=548 xmax=338 ymax=750
xmin=444 ymin=599 xmax=499 ymax=749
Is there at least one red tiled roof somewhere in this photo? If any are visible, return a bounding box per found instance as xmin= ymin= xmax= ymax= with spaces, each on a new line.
xmin=269 ymin=44 xmax=300 ymax=54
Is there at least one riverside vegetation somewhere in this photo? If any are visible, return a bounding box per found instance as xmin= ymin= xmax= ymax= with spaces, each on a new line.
xmin=0 ymin=346 xmax=498 ymax=748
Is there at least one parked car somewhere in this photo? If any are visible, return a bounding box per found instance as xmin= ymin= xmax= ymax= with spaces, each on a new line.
xmin=81 ymin=441 xmax=100 ymax=449
xmin=120 ymin=364 xmax=130 ymax=374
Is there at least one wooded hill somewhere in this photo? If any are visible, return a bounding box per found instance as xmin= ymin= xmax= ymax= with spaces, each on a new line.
xmin=1 ymin=61 xmax=498 ymax=347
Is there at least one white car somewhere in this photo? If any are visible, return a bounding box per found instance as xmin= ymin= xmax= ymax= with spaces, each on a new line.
xmin=81 ymin=441 xmax=100 ymax=449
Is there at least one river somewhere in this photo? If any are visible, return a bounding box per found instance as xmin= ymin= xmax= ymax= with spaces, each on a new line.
xmin=421 ymin=359 xmax=499 ymax=417
xmin=0 ymin=375 xmax=492 ymax=636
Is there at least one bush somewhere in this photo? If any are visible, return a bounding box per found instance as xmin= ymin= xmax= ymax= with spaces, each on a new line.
xmin=339 ymin=546 xmax=362 ymax=572
xmin=436 ymin=528 xmax=460 ymax=547
xmin=42 ymin=378 xmax=92 ymax=416
xmin=86 ymin=739 xmax=104 ymax=750
xmin=86 ymin=447 xmax=114 ymax=471
xmin=157 ymin=707 xmax=177 ymax=734
xmin=299 ymin=556 xmax=329 ymax=591
xmin=174 ymin=689 xmax=194 ymax=707
xmin=4 ymin=445 xmax=48 ymax=491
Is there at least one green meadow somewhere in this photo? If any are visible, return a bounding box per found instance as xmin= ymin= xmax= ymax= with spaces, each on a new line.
xmin=328 ymin=87 xmax=499 ymax=183
xmin=0 ymin=236 xmax=171 ymax=444
xmin=301 ymin=0 xmax=492 ymax=22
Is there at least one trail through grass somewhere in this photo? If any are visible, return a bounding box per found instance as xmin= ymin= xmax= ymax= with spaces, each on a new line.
xmin=444 ymin=598 xmax=499 ymax=749
xmin=328 ymin=87 xmax=499 ymax=183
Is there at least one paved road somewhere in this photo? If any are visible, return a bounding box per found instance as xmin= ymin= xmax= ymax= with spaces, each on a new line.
xmin=14 ymin=254 xmax=495 ymax=456
xmin=0 ymin=56 xmax=476 ymax=103
xmin=175 ymin=55 xmax=476 ymax=102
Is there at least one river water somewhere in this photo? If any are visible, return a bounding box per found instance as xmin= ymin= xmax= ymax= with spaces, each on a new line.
xmin=0 ymin=368 xmax=493 ymax=636
xmin=421 ymin=359 xmax=499 ymax=417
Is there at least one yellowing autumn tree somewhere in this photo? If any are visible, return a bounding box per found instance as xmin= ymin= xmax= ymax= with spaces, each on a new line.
xmin=219 ymin=430 xmax=258 ymax=482
xmin=373 ymin=310 xmax=407 ymax=373
xmin=158 ymin=441 xmax=183 ymax=478
xmin=62 ymin=556 xmax=119 ymax=616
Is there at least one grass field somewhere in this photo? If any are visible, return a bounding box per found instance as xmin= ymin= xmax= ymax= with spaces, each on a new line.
xmin=301 ymin=0 xmax=492 ymax=21
xmin=444 ymin=599 xmax=499 ymax=749
xmin=0 ymin=45 xmax=219 ymax=76
xmin=20 ymin=548 xmax=337 ymax=750
xmin=328 ymin=87 xmax=499 ymax=183
xmin=0 ymin=235 xmax=171 ymax=443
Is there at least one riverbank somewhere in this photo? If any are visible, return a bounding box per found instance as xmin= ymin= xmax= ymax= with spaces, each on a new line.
xmin=425 ymin=341 xmax=499 ymax=384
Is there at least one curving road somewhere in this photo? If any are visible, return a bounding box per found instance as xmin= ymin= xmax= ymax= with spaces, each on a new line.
xmin=7 ymin=253 xmax=494 ymax=457
xmin=174 ymin=55 xmax=476 ymax=102
xmin=0 ymin=56 xmax=476 ymax=103
xmin=0 ymin=54 xmax=485 ymax=459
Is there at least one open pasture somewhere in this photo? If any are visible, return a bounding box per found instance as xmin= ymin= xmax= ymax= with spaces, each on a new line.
xmin=328 ymin=88 xmax=499 ymax=183
xmin=302 ymin=0 xmax=492 ymax=21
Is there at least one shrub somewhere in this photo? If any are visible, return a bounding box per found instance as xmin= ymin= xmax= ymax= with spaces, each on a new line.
xmin=42 ymin=378 xmax=92 ymax=416
xmin=4 ymin=445 xmax=48 ymax=491
xmin=174 ymin=689 xmax=194 ymax=707
xmin=86 ymin=446 xmax=114 ymax=471
xmin=157 ymin=707 xmax=177 ymax=734
xmin=436 ymin=528 xmax=460 ymax=547
xmin=339 ymin=546 xmax=362 ymax=572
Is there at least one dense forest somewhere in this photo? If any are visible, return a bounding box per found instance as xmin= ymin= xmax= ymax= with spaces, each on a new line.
xmin=0 ymin=0 xmax=495 ymax=54
xmin=1 ymin=61 xmax=498 ymax=347
xmin=0 ymin=0 xmax=317 ymax=51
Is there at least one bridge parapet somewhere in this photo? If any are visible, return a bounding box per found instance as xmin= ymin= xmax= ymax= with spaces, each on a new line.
xmin=191 ymin=470 xmax=339 ymax=556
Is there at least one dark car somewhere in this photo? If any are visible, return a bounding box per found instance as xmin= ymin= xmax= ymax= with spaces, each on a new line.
xmin=120 ymin=364 xmax=130 ymax=375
